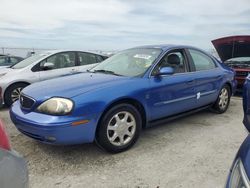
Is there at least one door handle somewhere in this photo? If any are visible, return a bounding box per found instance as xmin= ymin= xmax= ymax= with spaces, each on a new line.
xmin=186 ymin=79 xmax=195 ymax=85
xmin=71 ymin=69 xmax=78 ymax=73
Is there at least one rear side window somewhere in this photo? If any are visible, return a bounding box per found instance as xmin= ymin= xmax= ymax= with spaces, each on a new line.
xmin=96 ymin=55 xmax=104 ymax=62
xmin=78 ymin=52 xmax=99 ymax=66
xmin=189 ymin=49 xmax=216 ymax=71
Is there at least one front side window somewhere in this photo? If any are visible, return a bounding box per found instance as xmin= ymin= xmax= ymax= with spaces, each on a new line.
xmin=78 ymin=52 xmax=97 ymax=66
xmin=90 ymin=48 xmax=162 ymax=77
xmin=189 ymin=49 xmax=216 ymax=71
xmin=40 ymin=52 xmax=76 ymax=70
xmin=152 ymin=51 xmax=187 ymax=75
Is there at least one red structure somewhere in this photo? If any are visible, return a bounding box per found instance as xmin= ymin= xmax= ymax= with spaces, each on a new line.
xmin=212 ymin=35 xmax=250 ymax=88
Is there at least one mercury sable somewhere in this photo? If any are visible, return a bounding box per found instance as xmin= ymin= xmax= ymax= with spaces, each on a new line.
xmin=10 ymin=45 xmax=237 ymax=153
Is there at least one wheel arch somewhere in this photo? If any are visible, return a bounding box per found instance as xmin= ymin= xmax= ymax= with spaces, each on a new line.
xmin=224 ymin=81 xmax=232 ymax=96
xmin=95 ymin=97 xmax=147 ymax=135
xmin=4 ymin=81 xmax=30 ymax=101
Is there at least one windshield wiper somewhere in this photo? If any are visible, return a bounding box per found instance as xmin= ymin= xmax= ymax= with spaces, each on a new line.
xmin=92 ymin=69 xmax=121 ymax=76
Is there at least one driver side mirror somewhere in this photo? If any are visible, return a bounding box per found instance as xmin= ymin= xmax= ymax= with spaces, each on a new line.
xmin=42 ymin=62 xmax=54 ymax=71
xmin=157 ymin=67 xmax=174 ymax=76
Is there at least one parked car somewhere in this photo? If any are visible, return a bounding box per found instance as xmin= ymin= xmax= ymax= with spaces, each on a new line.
xmin=225 ymin=134 xmax=250 ymax=188
xmin=0 ymin=119 xmax=28 ymax=188
xmin=0 ymin=55 xmax=24 ymax=68
xmin=212 ymin=35 xmax=250 ymax=89
xmin=0 ymin=50 xmax=107 ymax=107
xmin=225 ymin=76 xmax=250 ymax=187
xmin=10 ymin=45 xmax=237 ymax=153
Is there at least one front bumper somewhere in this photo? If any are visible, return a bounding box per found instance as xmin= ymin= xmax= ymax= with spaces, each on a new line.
xmin=10 ymin=101 xmax=98 ymax=145
xmin=236 ymin=77 xmax=246 ymax=88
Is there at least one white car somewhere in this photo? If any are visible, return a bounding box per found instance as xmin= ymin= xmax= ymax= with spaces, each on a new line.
xmin=0 ymin=50 xmax=107 ymax=107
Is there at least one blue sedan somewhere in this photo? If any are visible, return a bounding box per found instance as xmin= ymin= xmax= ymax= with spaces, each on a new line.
xmin=10 ymin=45 xmax=237 ymax=153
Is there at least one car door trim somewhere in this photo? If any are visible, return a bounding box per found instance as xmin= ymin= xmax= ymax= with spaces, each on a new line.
xmin=200 ymin=89 xmax=217 ymax=96
xmin=153 ymin=89 xmax=217 ymax=106
xmin=154 ymin=94 xmax=197 ymax=106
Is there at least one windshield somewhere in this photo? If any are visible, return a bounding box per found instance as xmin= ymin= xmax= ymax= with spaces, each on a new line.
xmin=90 ymin=48 xmax=162 ymax=77
xmin=11 ymin=54 xmax=47 ymax=69
xmin=225 ymin=57 xmax=250 ymax=68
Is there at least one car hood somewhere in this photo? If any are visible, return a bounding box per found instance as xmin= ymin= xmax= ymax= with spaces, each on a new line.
xmin=212 ymin=35 xmax=250 ymax=62
xmin=0 ymin=67 xmax=22 ymax=75
xmin=22 ymin=72 xmax=131 ymax=101
xmin=0 ymin=66 xmax=8 ymax=69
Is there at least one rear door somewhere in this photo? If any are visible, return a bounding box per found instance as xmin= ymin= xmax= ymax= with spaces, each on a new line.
xmin=77 ymin=52 xmax=104 ymax=72
xmin=38 ymin=51 xmax=78 ymax=81
xmin=186 ymin=49 xmax=223 ymax=107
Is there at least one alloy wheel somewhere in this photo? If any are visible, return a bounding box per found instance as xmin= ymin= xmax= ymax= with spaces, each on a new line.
xmin=11 ymin=87 xmax=23 ymax=102
xmin=107 ymin=111 xmax=136 ymax=146
xmin=218 ymin=88 xmax=229 ymax=110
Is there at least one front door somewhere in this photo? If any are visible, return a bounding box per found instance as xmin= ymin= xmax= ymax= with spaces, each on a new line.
xmin=38 ymin=51 xmax=78 ymax=81
xmin=148 ymin=50 xmax=197 ymax=121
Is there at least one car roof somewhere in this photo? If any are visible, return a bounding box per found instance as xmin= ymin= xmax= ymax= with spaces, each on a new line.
xmin=43 ymin=49 xmax=107 ymax=57
xmin=130 ymin=44 xmax=200 ymax=52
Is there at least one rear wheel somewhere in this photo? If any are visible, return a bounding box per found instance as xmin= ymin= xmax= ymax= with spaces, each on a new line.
xmin=211 ymin=85 xmax=231 ymax=114
xmin=4 ymin=83 xmax=28 ymax=107
xmin=96 ymin=104 xmax=142 ymax=153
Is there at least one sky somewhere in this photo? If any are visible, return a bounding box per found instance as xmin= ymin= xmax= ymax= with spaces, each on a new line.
xmin=0 ymin=0 xmax=249 ymax=51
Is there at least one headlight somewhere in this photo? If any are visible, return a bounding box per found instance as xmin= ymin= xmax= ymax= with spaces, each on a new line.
xmin=0 ymin=73 xmax=6 ymax=78
xmin=229 ymin=159 xmax=250 ymax=188
xmin=37 ymin=98 xmax=73 ymax=115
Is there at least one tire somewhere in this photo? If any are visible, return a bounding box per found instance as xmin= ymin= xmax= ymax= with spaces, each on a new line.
xmin=211 ymin=85 xmax=231 ymax=114
xmin=4 ymin=83 xmax=28 ymax=107
xmin=96 ymin=104 xmax=142 ymax=153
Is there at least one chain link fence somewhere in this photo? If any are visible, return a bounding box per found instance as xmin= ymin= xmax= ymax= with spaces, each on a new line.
xmin=0 ymin=47 xmax=53 ymax=58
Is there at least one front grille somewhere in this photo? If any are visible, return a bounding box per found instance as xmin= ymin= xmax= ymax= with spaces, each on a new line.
xmin=20 ymin=94 xmax=35 ymax=109
xmin=18 ymin=129 xmax=44 ymax=141
xmin=236 ymin=71 xmax=248 ymax=77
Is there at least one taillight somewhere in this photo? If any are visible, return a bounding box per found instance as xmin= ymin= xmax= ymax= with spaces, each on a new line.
xmin=0 ymin=119 xmax=11 ymax=151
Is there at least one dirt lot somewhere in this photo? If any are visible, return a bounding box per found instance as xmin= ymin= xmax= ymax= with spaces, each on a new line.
xmin=0 ymin=97 xmax=247 ymax=188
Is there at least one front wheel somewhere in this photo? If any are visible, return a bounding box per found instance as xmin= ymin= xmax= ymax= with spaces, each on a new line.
xmin=96 ymin=104 xmax=142 ymax=153
xmin=211 ymin=85 xmax=231 ymax=114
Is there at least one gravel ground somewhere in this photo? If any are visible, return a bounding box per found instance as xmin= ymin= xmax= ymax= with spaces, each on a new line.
xmin=0 ymin=97 xmax=247 ymax=188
